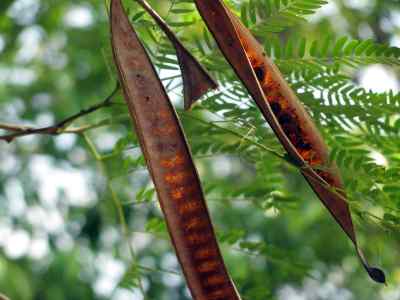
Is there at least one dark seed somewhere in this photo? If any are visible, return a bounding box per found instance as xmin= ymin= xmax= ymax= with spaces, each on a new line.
xmin=297 ymin=140 xmax=312 ymax=150
xmin=368 ymin=267 xmax=386 ymax=284
xmin=278 ymin=113 xmax=292 ymax=124
xmin=253 ymin=65 xmax=265 ymax=81
xmin=270 ymin=102 xmax=281 ymax=114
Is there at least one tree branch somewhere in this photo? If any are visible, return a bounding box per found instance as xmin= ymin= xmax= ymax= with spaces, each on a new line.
xmin=0 ymin=83 xmax=120 ymax=143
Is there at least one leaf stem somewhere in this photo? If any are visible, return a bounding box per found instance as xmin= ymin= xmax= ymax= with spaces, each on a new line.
xmin=83 ymin=133 xmax=147 ymax=298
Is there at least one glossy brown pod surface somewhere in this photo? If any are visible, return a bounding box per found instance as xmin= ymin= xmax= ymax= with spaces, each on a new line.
xmin=135 ymin=0 xmax=217 ymax=110
xmin=110 ymin=0 xmax=242 ymax=298
xmin=194 ymin=0 xmax=385 ymax=283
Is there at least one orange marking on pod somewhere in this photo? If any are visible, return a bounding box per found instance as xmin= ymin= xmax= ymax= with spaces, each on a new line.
xmin=248 ymin=52 xmax=257 ymax=65
xmin=194 ymin=247 xmax=218 ymax=260
xmin=198 ymin=260 xmax=219 ymax=273
xmin=171 ymin=188 xmax=185 ymax=200
xmin=266 ymin=94 xmax=275 ymax=103
xmin=165 ymin=171 xmax=190 ymax=184
xmin=156 ymin=110 xmax=170 ymax=119
xmin=238 ymin=36 xmax=249 ymax=51
xmin=160 ymin=154 xmax=185 ymax=168
xmin=170 ymin=185 xmax=197 ymax=200
xmin=204 ymin=274 xmax=227 ymax=287
xmin=185 ymin=217 xmax=208 ymax=231
xmin=152 ymin=125 xmax=177 ymax=136
xmin=299 ymin=149 xmax=313 ymax=161
xmin=263 ymin=70 xmax=279 ymax=90
xmin=178 ymin=200 xmax=202 ymax=214
xmin=187 ymin=232 xmax=212 ymax=246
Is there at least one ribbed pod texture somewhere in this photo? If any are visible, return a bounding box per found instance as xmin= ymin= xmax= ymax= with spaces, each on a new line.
xmin=110 ymin=0 xmax=242 ymax=298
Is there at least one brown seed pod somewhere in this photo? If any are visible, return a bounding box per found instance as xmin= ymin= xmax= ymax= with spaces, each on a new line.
xmin=194 ymin=0 xmax=385 ymax=284
xmin=134 ymin=0 xmax=218 ymax=110
xmin=110 ymin=0 xmax=242 ymax=298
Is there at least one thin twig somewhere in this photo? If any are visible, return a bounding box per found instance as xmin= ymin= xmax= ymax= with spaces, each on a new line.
xmin=180 ymin=112 xmax=287 ymax=161
xmin=0 ymin=83 xmax=120 ymax=143
xmin=83 ymin=133 xmax=147 ymax=297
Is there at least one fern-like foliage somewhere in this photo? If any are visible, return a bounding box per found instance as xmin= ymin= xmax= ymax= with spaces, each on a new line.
xmin=239 ymin=0 xmax=328 ymax=32
xmin=107 ymin=1 xmax=400 ymax=290
xmin=127 ymin=0 xmax=400 ymax=227
xmin=275 ymin=36 xmax=400 ymax=72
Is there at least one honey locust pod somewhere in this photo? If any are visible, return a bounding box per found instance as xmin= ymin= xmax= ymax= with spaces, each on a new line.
xmin=110 ymin=0 xmax=242 ymax=298
xmin=135 ymin=0 xmax=218 ymax=110
xmin=193 ymin=0 xmax=385 ymax=284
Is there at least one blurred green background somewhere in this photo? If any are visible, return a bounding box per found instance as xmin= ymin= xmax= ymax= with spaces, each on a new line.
xmin=0 ymin=0 xmax=399 ymax=299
